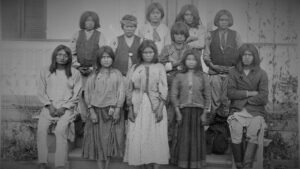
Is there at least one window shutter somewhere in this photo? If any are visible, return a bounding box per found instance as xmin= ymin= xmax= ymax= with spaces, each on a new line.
xmin=22 ymin=0 xmax=46 ymax=39
xmin=1 ymin=0 xmax=21 ymax=39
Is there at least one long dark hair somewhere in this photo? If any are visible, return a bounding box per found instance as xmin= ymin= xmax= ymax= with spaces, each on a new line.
xmin=135 ymin=40 xmax=158 ymax=70
xmin=79 ymin=11 xmax=100 ymax=29
xmin=146 ymin=2 xmax=165 ymax=22
xmin=214 ymin=9 xmax=234 ymax=27
xmin=170 ymin=22 xmax=190 ymax=42
xmin=94 ymin=46 xmax=115 ymax=74
xmin=180 ymin=48 xmax=203 ymax=75
xmin=175 ymin=4 xmax=202 ymax=28
xmin=49 ymin=45 xmax=72 ymax=78
xmin=236 ymin=43 xmax=261 ymax=72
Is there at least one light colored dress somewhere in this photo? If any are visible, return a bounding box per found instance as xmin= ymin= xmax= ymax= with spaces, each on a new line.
xmin=124 ymin=63 xmax=169 ymax=165
xmin=138 ymin=23 xmax=171 ymax=54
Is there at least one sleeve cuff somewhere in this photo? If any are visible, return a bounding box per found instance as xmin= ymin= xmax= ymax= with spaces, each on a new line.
xmin=165 ymin=62 xmax=173 ymax=71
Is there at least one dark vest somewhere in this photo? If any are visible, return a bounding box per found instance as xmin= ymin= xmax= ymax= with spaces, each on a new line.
xmin=76 ymin=30 xmax=100 ymax=67
xmin=210 ymin=29 xmax=238 ymax=67
xmin=114 ymin=35 xmax=141 ymax=75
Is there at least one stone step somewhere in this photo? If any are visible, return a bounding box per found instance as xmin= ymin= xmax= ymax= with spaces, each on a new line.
xmin=68 ymin=148 xmax=232 ymax=169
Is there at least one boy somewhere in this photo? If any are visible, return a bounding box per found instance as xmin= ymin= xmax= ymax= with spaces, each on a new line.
xmin=36 ymin=45 xmax=81 ymax=169
xmin=110 ymin=14 xmax=142 ymax=76
xmin=227 ymin=44 xmax=268 ymax=169
xmin=203 ymin=9 xmax=243 ymax=119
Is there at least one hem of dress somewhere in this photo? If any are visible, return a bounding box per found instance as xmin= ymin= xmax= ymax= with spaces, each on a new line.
xmin=177 ymin=160 xmax=206 ymax=168
xmin=123 ymin=160 xmax=169 ymax=166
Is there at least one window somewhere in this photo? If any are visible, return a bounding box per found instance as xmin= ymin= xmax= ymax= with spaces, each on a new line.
xmin=1 ymin=0 xmax=46 ymax=40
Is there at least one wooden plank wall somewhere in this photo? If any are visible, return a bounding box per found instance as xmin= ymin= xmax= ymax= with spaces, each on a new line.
xmin=0 ymin=0 xmax=299 ymax=166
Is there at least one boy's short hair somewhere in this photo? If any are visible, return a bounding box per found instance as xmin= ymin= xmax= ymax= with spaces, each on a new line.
xmin=214 ymin=9 xmax=234 ymax=27
xmin=79 ymin=11 xmax=100 ymax=29
xmin=146 ymin=2 xmax=165 ymax=22
xmin=170 ymin=22 xmax=190 ymax=42
xmin=120 ymin=14 xmax=137 ymax=28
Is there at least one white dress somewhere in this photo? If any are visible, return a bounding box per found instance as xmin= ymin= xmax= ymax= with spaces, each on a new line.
xmin=124 ymin=63 xmax=169 ymax=165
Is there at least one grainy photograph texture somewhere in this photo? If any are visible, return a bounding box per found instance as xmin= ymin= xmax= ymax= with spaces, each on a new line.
xmin=0 ymin=0 xmax=299 ymax=169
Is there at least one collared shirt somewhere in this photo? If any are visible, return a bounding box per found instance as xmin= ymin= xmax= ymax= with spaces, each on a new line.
xmin=36 ymin=67 xmax=82 ymax=109
xmin=138 ymin=22 xmax=171 ymax=54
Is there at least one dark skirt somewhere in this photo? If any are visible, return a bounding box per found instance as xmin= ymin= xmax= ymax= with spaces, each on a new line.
xmin=170 ymin=107 xmax=206 ymax=168
xmin=82 ymin=107 xmax=125 ymax=160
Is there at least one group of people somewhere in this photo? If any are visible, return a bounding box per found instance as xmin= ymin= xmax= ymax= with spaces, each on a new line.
xmin=36 ymin=2 xmax=269 ymax=169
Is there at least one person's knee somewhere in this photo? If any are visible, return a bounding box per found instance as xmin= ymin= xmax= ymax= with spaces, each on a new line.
xmin=246 ymin=128 xmax=260 ymax=144
xmin=247 ymin=117 xmax=264 ymax=143
xmin=229 ymin=120 xmax=244 ymax=143
xmin=230 ymin=120 xmax=243 ymax=133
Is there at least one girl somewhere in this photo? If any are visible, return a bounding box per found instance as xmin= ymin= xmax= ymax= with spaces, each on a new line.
xmin=82 ymin=46 xmax=125 ymax=169
xmin=36 ymin=45 xmax=81 ymax=169
xmin=170 ymin=49 xmax=211 ymax=169
xmin=70 ymin=11 xmax=107 ymax=121
xmin=124 ymin=40 xmax=169 ymax=169
xmin=138 ymin=2 xmax=171 ymax=54
xmin=159 ymin=21 xmax=191 ymax=145
xmin=175 ymin=4 xmax=206 ymax=50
